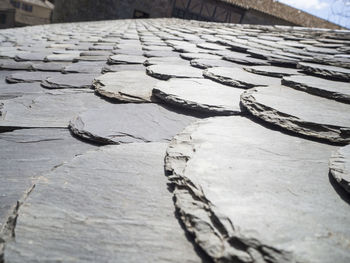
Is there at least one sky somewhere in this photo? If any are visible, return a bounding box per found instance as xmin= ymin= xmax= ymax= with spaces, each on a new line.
xmin=277 ymin=0 xmax=350 ymax=28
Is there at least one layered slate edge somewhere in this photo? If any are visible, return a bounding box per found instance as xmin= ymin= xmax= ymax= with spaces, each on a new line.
xmin=165 ymin=117 xmax=350 ymax=263
xmin=329 ymin=145 xmax=350 ymax=193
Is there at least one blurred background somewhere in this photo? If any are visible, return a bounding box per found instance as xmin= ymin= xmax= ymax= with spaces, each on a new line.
xmin=0 ymin=0 xmax=348 ymax=29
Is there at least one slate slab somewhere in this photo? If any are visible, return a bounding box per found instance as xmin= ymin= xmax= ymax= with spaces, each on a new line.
xmin=63 ymin=62 xmax=105 ymax=74
xmin=244 ymin=65 xmax=302 ymax=77
xmin=0 ymin=128 xmax=96 ymax=240
xmin=6 ymin=72 xmax=61 ymax=83
xmin=221 ymin=50 xmax=270 ymax=65
xmin=4 ymin=143 xmax=203 ymax=263
xmin=204 ymin=67 xmax=281 ymax=88
xmin=41 ymin=73 xmax=97 ymax=89
xmin=180 ymin=53 xmax=221 ymax=61
xmin=241 ymin=85 xmax=350 ymax=143
xmin=32 ymin=62 xmax=69 ymax=72
xmin=101 ymin=64 xmax=145 ymax=73
xmin=108 ymin=54 xmax=145 ymax=64
xmin=146 ymin=65 xmax=203 ymax=80
xmin=329 ymin=145 xmax=350 ymax=193
xmin=298 ymin=62 xmax=350 ymax=81
xmin=69 ymin=103 xmax=199 ymax=145
xmin=165 ymin=116 xmax=349 ymax=263
xmin=0 ymin=82 xmax=45 ymax=99
xmin=0 ymin=60 xmax=32 ymax=70
xmin=94 ymin=71 xmax=159 ymax=102
xmin=282 ymin=75 xmax=350 ymax=103
xmin=0 ymin=92 xmax=103 ymax=128
xmin=143 ymin=50 xmax=180 ymax=58
xmin=153 ymin=78 xmax=242 ymax=115
xmin=190 ymin=59 xmax=243 ymax=69
xmin=45 ymin=54 xmax=80 ymax=62
xmin=144 ymin=57 xmax=189 ymax=66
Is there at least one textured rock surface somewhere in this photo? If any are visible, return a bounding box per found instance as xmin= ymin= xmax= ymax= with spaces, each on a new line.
xmin=241 ymin=86 xmax=350 ymax=143
xmin=6 ymin=72 xmax=61 ymax=83
xmin=190 ymin=59 xmax=243 ymax=69
xmin=146 ymin=65 xmax=203 ymax=80
xmin=329 ymin=145 xmax=350 ymax=193
xmin=165 ymin=116 xmax=349 ymax=263
xmin=0 ymin=92 xmax=102 ymax=128
xmin=108 ymin=55 xmax=145 ymax=64
xmin=0 ymin=129 xmax=96 ymax=239
xmin=153 ymin=78 xmax=242 ymax=115
xmin=5 ymin=143 xmax=203 ymax=263
xmin=69 ymin=103 xmax=199 ymax=144
xmin=204 ymin=67 xmax=281 ymax=88
xmin=298 ymin=62 xmax=350 ymax=81
xmin=282 ymin=75 xmax=350 ymax=103
xmin=94 ymin=71 xmax=159 ymax=102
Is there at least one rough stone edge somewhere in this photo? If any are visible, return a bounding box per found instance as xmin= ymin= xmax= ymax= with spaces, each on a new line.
xmin=203 ymin=69 xmax=254 ymax=89
xmin=329 ymin=145 xmax=350 ymax=193
xmin=152 ymin=88 xmax=240 ymax=116
xmin=41 ymin=78 xmax=92 ymax=89
xmin=298 ymin=63 xmax=350 ymax=82
xmin=93 ymin=80 xmax=149 ymax=103
xmin=282 ymin=77 xmax=350 ymax=104
xmin=165 ymin=118 xmax=295 ymax=263
xmin=244 ymin=67 xmax=292 ymax=78
xmin=240 ymin=88 xmax=350 ymax=144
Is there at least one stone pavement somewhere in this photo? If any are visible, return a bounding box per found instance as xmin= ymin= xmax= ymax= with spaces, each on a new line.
xmin=0 ymin=18 xmax=349 ymax=263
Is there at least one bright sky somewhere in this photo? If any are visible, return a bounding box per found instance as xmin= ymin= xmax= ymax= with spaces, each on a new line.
xmin=277 ymin=0 xmax=350 ymax=28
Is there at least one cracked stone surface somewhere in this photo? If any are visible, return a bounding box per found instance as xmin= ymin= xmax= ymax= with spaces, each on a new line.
xmin=241 ymin=85 xmax=350 ymax=143
xmin=153 ymin=78 xmax=242 ymax=115
xmin=41 ymin=73 xmax=97 ymax=89
xmin=0 ymin=92 xmax=102 ymax=128
xmin=69 ymin=103 xmax=200 ymax=145
xmin=146 ymin=65 xmax=203 ymax=80
xmin=165 ymin=116 xmax=350 ymax=263
xmin=298 ymin=62 xmax=350 ymax=81
xmin=180 ymin=53 xmax=221 ymax=61
xmin=94 ymin=71 xmax=159 ymax=102
xmin=244 ymin=65 xmax=302 ymax=77
xmin=102 ymin=64 xmax=145 ymax=73
xmin=282 ymin=75 xmax=350 ymax=103
xmin=4 ymin=143 xmax=203 ymax=263
xmin=329 ymin=144 xmax=350 ymax=193
xmin=0 ymin=128 xmax=97 ymax=239
xmin=0 ymin=83 xmax=46 ymax=99
xmin=204 ymin=67 xmax=281 ymax=88
xmin=144 ymin=57 xmax=189 ymax=66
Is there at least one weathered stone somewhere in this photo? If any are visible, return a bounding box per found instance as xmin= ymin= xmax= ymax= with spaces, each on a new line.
xmin=102 ymin=64 xmax=145 ymax=73
xmin=108 ymin=54 xmax=145 ymax=64
xmin=144 ymin=50 xmax=180 ymax=58
xmin=220 ymin=50 xmax=270 ymax=65
xmin=0 ymin=92 xmax=103 ymax=128
xmin=298 ymin=62 xmax=350 ymax=81
xmin=45 ymin=53 xmax=80 ymax=62
xmin=153 ymin=78 xmax=242 ymax=115
xmin=0 ymin=82 xmax=45 ymax=99
xmin=196 ymin=43 xmax=227 ymax=50
xmin=330 ymin=145 xmax=350 ymax=193
xmin=15 ymin=52 xmax=49 ymax=62
xmin=69 ymin=103 xmax=199 ymax=144
xmin=204 ymin=67 xmax=281 ymax=88
xmin=144 ymin=57 xmax=189 ymax=66
xmin=94 ymin=71 xmax=159 ymax=102
xmin=41 ymin=73 xmax=97 ymax=89
xmin=165 ymin=116 xmax=349 ymax=263
xmin=190 ymin=59 xmax=243 ymax=69
xmin=241 ymin=85 xmax=350 ymax=143
xmin=180 ymin=53 xmax=221 ymax=61
xmin=63 ymin=62 xmax=105 ymax=74
xmin=4 ymin=143 xmax=203 ymax=263
xmin=244 ymin=65 xmax=302 ymax=77
xmin=146 ymin=65 xmax=203 ymax=80
xmin=282 ymin=75 xmax=350 ymax=103
xmin=32 ymin=62 xmax=70 ymax=72
xmin=0 ymin=128 xmax=96 ymax=240
xmin=0 ymin=60 xmax=32 ymax=70
xmin=6 ymin=72 xmax=61 ymax=83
